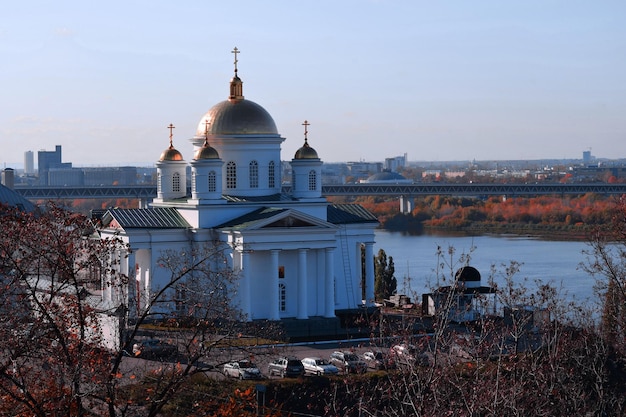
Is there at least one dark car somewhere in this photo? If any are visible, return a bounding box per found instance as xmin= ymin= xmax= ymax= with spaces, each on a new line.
xmin=267 ymin=357 xmax=305 ymax=378
xmin=132 ymin=339 xmax=178 ymax=359
xmin=329 ymin=351 xmax=367 ymax=374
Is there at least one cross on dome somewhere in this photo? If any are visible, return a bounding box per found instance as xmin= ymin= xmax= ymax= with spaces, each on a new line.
xmin=203 ymin=120 xmax=211 ymax=146
xmin=167 ymin=123 xmax=175 ymax=148
xmin=232 ymin=47 xmax=240 ymax=75
xmin=302 ymin=120 xmax=310 ymax=142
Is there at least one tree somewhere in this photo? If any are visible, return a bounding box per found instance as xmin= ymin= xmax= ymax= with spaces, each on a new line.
xmin=374 ymin=248 xmax=396 ymax=302
xmin=582 ymin=195 xmax=626 ymax=354
xmin=0 ymin=202 xmax=280 ymax=416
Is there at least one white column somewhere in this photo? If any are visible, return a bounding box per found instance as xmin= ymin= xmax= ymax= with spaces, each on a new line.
xmin=240 ymin=251 xmax=251 ymax=321
xmin=126 ymin=252 xmax=137 ymax=318
xmin=324 ymin=247 xmax=335 ymax=318
xmin=365 ymin=242 xmax=375 ymax=306
xmin=269 ymin=250 xmax=280 ymax=320
xmin=297 ymin=249 xmax=308 ymax=319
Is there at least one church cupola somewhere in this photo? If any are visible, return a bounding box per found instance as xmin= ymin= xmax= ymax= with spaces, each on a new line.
xmin=229 ymin=47 xmax=244 ymax=101
xmin=291 ymin=120 xmax=323 ymax=199
xmin=190 ymin=47 xmax=285 ymax=198
xmin=156 ymin=124 xmax=188 ymax=201
xmin=190 ymin=121 xmax=225 ymax=203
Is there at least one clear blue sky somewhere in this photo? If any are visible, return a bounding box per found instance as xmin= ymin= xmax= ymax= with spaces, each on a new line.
xmin=1 ymin=1 xmax=625 ymax=167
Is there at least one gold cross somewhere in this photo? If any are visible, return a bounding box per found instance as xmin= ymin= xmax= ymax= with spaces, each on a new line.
xmin=302 ymin=120 xmax=310 ymax=141
xmin=204 ymin=120 xmax=211 ymax=144
xmin=167 ymin=123 xmax=175 ymax=147
xmin=232 ymin=47 xmax=240 ymax=73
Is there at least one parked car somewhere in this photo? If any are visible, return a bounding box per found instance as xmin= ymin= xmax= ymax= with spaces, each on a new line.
xmin=267 ymin=357 xmax=305 ymax=378
xmin=329 ymin=351 xmax=367 ymax=374
xmin=301 ymin=357 xmax=339 ymax=376
xmin=362 ymin=350 xmax=396 ymax=370
xmin=132 ymin=339 xmax=178 ymax=359
xmin=390 ymin=343 xmax=431 ymax=367
xmin=223 ymin=360 xmax=263 ymax=380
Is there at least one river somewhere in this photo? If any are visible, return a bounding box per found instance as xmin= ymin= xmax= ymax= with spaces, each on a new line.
xmin=374 ymin=230 xmax=602 ymax=306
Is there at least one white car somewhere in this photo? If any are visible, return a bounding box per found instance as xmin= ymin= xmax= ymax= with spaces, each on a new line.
xmin=301 ymin=357 xmax=339 ymax=376
xmin=223 ymin=360 xmax=263 ymax=380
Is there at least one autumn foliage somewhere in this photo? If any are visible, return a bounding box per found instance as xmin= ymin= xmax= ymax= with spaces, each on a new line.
xmin=352 ymin=193 xmax=617 ymax=235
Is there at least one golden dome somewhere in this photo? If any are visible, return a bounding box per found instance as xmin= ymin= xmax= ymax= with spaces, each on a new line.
xmin=194 ymin=139 xmax=220 ymax=160
xmin=294 ymin=139 xmax=319 ymax=160
xmin=196 ymin=99 xmax=278 ymax=136
xmin=160 ymin=145 xmax=183 ymax=161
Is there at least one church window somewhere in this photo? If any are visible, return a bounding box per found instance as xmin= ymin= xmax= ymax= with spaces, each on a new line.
xmin=208 ymin=170 xmax=216 ymax=192
xmin=249 ymin=160 xmax=259 ymax=188
xmin=291 ymin=171 xmax=296 ymax=189
xmin=278 ymin=265 xmax=285 ymax=279
xmin=88 ymin=255 xmax=102 ymax=290
xmin=173 ymin=172 xmax=181 ymax=192
xmin=157 ymin=172 xmax=161 ymax=190
xmin=191 ymin=171 xmax=196 ymax=191
xmin=268 ymin=161 xmax=276 ymax=188
xmin=226 ymin=162 xmax=237 ymax=189
xmin=279 ymin=283 xmax=286 ymax=312
xmin=308 ymin=170 xmax=316 ymax=191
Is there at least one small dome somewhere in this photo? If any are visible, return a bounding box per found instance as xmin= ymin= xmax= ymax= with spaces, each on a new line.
xmin=294 ymin=140 xmax=319 ymax=159
xmin=366 ymin=170 xmax=408 ymax=182
xmin=455 ymin=266 xmax=481 ymax=282
xmin=196 ymin=99 xmax=278 ymax=136
xmin=160 ymin=146 xmax=183 ymax=161
xmin=194 ymin=140 xmax=220 ymax=160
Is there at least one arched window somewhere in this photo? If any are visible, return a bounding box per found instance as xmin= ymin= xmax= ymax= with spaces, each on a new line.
xmin=208 ymin=170 xmax=216 ymax=192
xmin=249 ymin=160 xmax=259 ymax=188
xmin=268 ymin=161 xmax=276 ymax=188
xmin=279 ymin=283 xmax=286 ymax=312
xmin=173 ymin=172 xmax=181 ymax=192
xmin=308 ymin=170 xmax=316 ymax=191
xmin=88 ymin=255 xmax=102 ymax=290
xmin=226 ymin=162 xmax=237 ymax=189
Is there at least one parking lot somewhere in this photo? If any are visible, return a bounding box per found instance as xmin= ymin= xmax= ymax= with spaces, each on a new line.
xmin=119 ymin=338 xmax=385 ymax=382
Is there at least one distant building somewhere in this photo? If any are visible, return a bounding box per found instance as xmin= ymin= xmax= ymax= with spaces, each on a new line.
xmin=38 ymin=145 xmax=72 ymax=185
xmin=24 ymin=151 xmax=34 ymax=175
xmin=346 ymin=161 xmax=382 ymax=181
xmin=82 ymin=167 xmax=138 ymax=186
xmin=384 ymin=154 xmax=407 ymax=172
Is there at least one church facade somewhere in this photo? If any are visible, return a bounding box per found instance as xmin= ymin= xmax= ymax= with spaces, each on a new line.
xmin=97 ymin=50 xmax=378 ymax=322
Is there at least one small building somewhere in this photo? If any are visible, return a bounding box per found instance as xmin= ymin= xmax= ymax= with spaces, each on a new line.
xmin=422 ymin=266 xmax=496 ymax=323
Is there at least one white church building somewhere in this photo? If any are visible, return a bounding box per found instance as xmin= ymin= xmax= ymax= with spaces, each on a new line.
xmin=97 ymin=50 xmax=379 ymax=322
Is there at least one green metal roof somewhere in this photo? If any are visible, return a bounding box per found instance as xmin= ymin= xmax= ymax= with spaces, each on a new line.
xmin=102 ymin=207 xmax=190 ymax=229
xmin=327 ymin=204 xmax=378 ymax=224
xmin=0 ymin=184 xmax=36 ymax=212
xmin=217 ymin=207 xmax=289 ymax=230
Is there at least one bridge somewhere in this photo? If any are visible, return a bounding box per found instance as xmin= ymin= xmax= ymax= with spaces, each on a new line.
xmin=14 ymin=182 xmax=626 ymax=202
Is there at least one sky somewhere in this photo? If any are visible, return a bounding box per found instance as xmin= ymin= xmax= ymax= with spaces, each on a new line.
xmin=1 ymin=1 xmax=625 ymax=168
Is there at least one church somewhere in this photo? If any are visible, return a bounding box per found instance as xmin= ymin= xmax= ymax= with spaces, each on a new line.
xmin=97 ymin=49 xmax=378 ymax=322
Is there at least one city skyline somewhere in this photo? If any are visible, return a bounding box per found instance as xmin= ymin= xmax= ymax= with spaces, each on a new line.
xmin=1 ymin=1 xmax=625 ymax=168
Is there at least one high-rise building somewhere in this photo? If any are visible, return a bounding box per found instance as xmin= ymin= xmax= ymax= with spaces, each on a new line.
xmin=37 ymin=145 xmax=72 ymax=185
xmin=24 ymin=151 xmax=34 ymax=175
